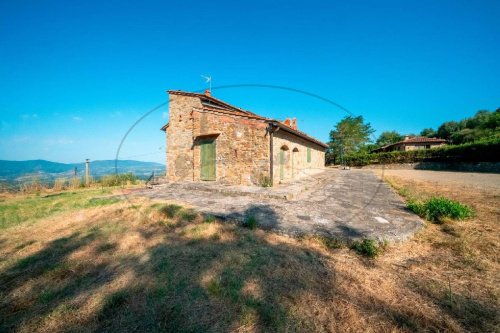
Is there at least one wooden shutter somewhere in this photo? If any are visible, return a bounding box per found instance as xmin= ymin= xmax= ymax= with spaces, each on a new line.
xmin=200 ymin=139 xmax=216 ymax=181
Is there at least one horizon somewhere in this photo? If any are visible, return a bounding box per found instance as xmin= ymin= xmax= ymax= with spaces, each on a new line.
xmin=1 ymin=0 xmax=499 ymax=163
xmin=0 ymin=158 xmax=165 ymax=165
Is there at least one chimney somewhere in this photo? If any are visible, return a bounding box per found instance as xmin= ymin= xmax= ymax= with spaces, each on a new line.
xmin=404 ymin=135 xmax=410 ymax=141
xmin=204 ymin=89 xmax=211 ymax=97
xmin=291 ymin=118 xmax=297 ymax=130
xmin=283 ymin=118 xmax=291 ymax=126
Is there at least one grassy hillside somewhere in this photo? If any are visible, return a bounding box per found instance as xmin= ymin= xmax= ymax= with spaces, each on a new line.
xmin=0 ymin=189 xmax=121 ymax=229
xmin=0 ymin=159 xmax=165 ymax=183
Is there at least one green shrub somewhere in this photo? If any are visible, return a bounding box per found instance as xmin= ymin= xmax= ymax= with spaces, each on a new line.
xmin=407 ymin=200 xmax=425 ymax=216
xmin=315 ymin=236 xmax=345 ymax=249
xmin=179 ymin=209 xmax=197 ymax=222
xmin=342 ymin=139 xmax=500 ymax=166
xmin=243 ymin=215 xmax=257 ymax=229
xmin=204 ymin=214 xmax=216 ymax=223
xmin=160 ymin=204 xmax=183 ymax=218
xmin=350 ymin=239 xmax=380 ymax=257
xmin=408 ymin=197 xmax=474 ymax=223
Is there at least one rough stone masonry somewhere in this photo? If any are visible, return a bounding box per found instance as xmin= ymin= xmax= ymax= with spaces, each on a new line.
xmin=162 ymin=90 xmax=328 ymax=186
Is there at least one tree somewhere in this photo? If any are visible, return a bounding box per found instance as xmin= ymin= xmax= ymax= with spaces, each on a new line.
xmin=328 ymin=116 xmax=374 ymax=164
xmin=437 ymin=121 xmax=461 ymax=140
xmin=420 ymin=128 xmax=436 ymax=138
xmin=376 ymin=131 xmax=403 ymax=147
xmin=436 ymin=110 xmax=499 ymax=144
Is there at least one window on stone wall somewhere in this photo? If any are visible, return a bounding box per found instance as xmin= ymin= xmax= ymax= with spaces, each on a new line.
xmin=307 ymin=147 xmax=311 ymax=163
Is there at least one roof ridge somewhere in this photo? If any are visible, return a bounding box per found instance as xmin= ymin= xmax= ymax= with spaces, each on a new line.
xmin=168 ymin=90 xmax=252 ymax=114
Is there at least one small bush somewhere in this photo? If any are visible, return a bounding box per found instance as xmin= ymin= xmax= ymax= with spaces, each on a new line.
xmin=407 ymin=200 xmax=425 ymax=216
xmin=315 ymin=236 xmax=345 ymax=249
xmin=160 ymin=204 xmax=182 ymax=218
xmin=20 ymin=176 xmax=46 ymax=194
xmin=52 ymin=178 xmax=68 ymax=191
xmin=408 ymin=197 xmax=474 ymax=223
xmin=179 ymin=209 xmax=197 ymax=222
xmin=258 ymin=174 xmax=272 ymax=187
xmin=351 ymin=239 xmax=380 ymax=257
xmin=69 ymin=177 xmax=81 ymax=189
xmin=243 ymin=215 xmax=257 ymax=229
xmin=204 ymin=214 xmax=216 ymax=223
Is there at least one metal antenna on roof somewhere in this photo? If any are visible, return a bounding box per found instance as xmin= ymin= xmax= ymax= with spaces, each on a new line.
xmin=201 ymin=75 xmax=212 ymax=92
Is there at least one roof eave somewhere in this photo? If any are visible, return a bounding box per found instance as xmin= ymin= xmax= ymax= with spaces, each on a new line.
xmin=167 ymin=90 xmax=254 ymax=115
xmin=267 ymin=121 xmax=328 ymax=149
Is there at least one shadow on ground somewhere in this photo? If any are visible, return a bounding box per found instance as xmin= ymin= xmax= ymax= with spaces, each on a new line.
xmin=0 ymin=203 xmax=497 ymax=332
xmin=0 ymin=214 xmax=333 ymax=331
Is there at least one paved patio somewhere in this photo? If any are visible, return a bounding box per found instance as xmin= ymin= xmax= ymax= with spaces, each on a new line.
xmin=131 ymin=169 xmax=424 ymax=241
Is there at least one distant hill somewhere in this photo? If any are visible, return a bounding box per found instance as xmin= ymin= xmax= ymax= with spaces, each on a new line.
xmin=0 ymin=159 xmax=165 ymax=183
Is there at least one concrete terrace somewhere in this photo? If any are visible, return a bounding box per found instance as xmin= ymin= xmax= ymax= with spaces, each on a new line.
xmin=131 ymin=169 xmax=424 ymax=242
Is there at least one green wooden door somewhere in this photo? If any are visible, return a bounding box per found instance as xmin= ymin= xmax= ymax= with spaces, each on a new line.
xmin=200 ymin=139 xmax=216 ymax=181
xmin=280 ymin=149 xmax=285 ymax=180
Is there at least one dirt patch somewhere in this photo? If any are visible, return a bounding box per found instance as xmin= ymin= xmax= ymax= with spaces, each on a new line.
xmin=374 ymin=169 xmax=500 ymax=190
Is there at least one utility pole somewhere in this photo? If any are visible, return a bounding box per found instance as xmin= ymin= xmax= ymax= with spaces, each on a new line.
xmin=85 ymin=159 xmax=90 ymax=186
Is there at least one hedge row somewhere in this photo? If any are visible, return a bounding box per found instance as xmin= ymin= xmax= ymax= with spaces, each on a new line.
xmin=343 ymin=139 xmax=500 ymax=166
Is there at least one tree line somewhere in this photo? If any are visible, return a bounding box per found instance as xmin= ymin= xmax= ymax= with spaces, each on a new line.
xmin=327 ymin=108 xmax=499 ymax=164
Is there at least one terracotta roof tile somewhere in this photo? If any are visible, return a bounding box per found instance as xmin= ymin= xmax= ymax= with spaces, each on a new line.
xmin=198 ymin=106 xmax=269 ymax=120
xmin=372 ymin=136 xmax=447 ymax=152
xmin=401 ymin=137 xmax=447 ymax=143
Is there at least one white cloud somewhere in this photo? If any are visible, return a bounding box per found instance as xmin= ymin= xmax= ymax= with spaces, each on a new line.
xmin=72 ymin=116 xmax=83 ymax=122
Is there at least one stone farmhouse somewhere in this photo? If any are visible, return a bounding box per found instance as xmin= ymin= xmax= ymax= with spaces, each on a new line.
xmin=372 ymin=136 xmax=447 ymax=153
xmin=161 ymin=90 xmax=327 ymax=186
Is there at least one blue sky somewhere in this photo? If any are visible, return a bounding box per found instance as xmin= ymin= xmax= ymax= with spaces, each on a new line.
xmin=1 ymin=0 xmax=499 ymax=164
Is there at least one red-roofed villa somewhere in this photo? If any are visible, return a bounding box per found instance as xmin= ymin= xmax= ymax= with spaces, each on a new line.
xmin=372 ymin=136 xmax=447 ymax=153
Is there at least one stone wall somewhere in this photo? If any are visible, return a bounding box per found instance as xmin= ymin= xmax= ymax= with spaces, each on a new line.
xmin=165 ymin=94 xmax=203 ymax=182
xmin=272 ymin=129 xmax=325 ymax=184
xmin=165 ymin=92 xmax=326 ymax=185
xmin=191 ymin=109 xmax=270 ymax=185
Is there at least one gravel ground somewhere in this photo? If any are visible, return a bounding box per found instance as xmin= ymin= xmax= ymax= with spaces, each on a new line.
xmin=372 ymin=169 xmax=500 ymax=190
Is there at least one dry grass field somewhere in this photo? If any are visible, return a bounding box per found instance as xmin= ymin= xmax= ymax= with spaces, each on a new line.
xmin=0 ymin=175 xmax=498 ymax=332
